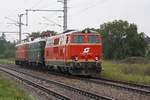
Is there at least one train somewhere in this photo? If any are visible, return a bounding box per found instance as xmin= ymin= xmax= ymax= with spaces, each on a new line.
xmin=15 ymin=30 xmax=102 ymax=75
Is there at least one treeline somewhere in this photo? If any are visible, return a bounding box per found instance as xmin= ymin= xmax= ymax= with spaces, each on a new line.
xmin=100 ymin=20 xmax=147 ymax=59
xmin=0 ymin=33 xmax=16 ymax=58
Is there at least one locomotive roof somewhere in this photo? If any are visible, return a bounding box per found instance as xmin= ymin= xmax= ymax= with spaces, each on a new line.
xmin=28 ymin=38 xmax=46 ymax=44
xmin=16 ymin=38 xmax=46 ymax=47
xmin=46 ymin=30 xmax=84 ymax=39
xmin=46 ymin=30 xmax=100 ymax=39
xmin=16 ymin=30 xmax=100 ymax=46
xmin=15 ymin=42 xmax=29 ymax=47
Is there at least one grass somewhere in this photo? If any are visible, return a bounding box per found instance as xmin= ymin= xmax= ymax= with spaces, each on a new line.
xmin=0 ymin=58 xmax=34 ymax=100
xmin=99 ymin=60 xmax=150 ymax=85
xmin=0 ymin=58 xmax=15 ymax=65
xmin=0 ymin=75 xmax=33 ymax=100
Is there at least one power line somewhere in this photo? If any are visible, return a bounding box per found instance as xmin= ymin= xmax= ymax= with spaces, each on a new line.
xmin=42 ymin=17 xmax=62 ymax=27
xmin=0 ymin=31 xmax=28 ymax=34
xmin=30 ymin=0 xmax=44 ymax=9
xmin=26 ymin=9 xmax=63 ymax=12
xmin=70 ymin=0 xmax=108 ymax=17
xmin=25 ymin=0 xmax=68 ymax=31
xmin=18 ymin=14 xmax=25 ymax=42
xmin=25 ymin=9 xmax=63 ymax=27
xmin=4 ymin=17 xmax=18 ymax=23
xmin=38 ymin=1 xmax=57 ymax=10
xmin=4 ymin=14 xmax=26 ymax=42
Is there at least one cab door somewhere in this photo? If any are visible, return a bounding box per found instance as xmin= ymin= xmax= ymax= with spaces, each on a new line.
xmin=65 ymin=35 xmax=71 ymax=63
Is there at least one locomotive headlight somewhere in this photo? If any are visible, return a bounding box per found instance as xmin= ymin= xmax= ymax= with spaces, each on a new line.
xmin=75 ymin=56 xmax=78 ymax=61
xmin=95 ymin=57 xmax=99 ymax=61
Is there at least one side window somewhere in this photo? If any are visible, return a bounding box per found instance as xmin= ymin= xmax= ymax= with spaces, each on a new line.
xmin=46 ymin=50 xmax=49 ymax=56
xmin=66 ymin=36 xmax=69 ymax=44
xmin=46 ymin=38 xmax=53 ymax=47
xmin=54 ymin=38 xmax=59 ymax=45
xmin=59 ymin=36 xmax=64 ymax=45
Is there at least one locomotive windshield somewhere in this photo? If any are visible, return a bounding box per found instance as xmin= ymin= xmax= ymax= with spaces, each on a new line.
xmin=72 ymin=34 xmax=100 ymax=44
xmin=73 ymin=35 xmax=84 ymax=43
xmin=88 ymin=35 xmax=100 ymax=43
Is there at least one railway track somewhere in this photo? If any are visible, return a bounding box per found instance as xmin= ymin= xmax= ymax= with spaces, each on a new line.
xmin=47 ymin=68 xmax=150 ymax=95
xmin=44 ymin=69 xmax=150 ymax=96
xmin=0 ymin=65 xmax=113 ymax=100
xmin=45 ymin=69 xmax=150 ymax=96
xmin=51 ymin=72 xmax=150 ymax=96
xmin=83 ymin=77 xmax=150 ymax=96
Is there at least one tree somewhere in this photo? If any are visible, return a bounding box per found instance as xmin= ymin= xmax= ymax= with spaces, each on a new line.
xmin=41 ymin=30 xmax=57 ymax=37
xmin=0 ymin=33 xmax=6 ymax=57
xmin=145 ymin=35 xmax=150 ymax=58
xmin=0 ymin=34 xmax=15 ymax=58
xmin=29 ymin=32 xmax=41 ymax=38
xmin=29 ymin=30 xmax=57 ymax=38
xmin=99 ymin=20 xmax=147 ymax=59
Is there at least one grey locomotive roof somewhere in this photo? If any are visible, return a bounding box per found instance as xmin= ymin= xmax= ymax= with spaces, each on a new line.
xmin=16 ymin=38 xmax=46 ymax=47
xmin=28 ymin=38 xmax=46 ymax=44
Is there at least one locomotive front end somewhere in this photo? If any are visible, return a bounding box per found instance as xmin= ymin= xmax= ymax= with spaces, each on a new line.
xmin=67 ymin=32 xmax=102 ymax=75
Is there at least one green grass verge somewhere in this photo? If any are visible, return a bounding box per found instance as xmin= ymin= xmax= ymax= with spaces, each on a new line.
xmin=99 ymin=60 xmax=150 ymax=85
xmin=0 ymin=75 xmax=33 ymax=100
xmin=0 ymin=58 xmax=15 ymax=65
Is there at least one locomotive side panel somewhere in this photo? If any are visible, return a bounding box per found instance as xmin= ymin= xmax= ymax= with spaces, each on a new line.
xmin=15 ymin=43 xmax=29 ymax=65
xmin=29 ymin=40 xmax=46 ymax=67
xmin=45 ymin=35 xmax=66 ymax=66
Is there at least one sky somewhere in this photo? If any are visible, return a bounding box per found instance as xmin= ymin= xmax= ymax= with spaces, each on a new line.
xmin=0 ymin=0 xmax=149 ymax=41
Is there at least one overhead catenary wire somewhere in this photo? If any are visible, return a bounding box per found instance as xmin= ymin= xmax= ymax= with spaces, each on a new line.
xmin=30 ymin=0 xmax=44 ymax=9
xmin=4 ymin=17 xmax=18 ymax=24
xmin=2 ymin=0 xmax=68 ymax=41
xmin=70 ymin=0 xmax=109 ymax=18
xmin=37 ymin=0 xmax=57 ymax=10
xmin=42 ymin=16 xmax=63 ymax=28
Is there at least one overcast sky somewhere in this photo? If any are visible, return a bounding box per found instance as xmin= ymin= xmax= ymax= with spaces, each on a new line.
xmin=0 ymin=0 xmax=149 ymax=41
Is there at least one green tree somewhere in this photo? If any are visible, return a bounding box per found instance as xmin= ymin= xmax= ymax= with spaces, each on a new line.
xmin=29 ymin=32 xmax=41 ymax=38
xmin=0 ymin=33 xmax=6 ymax=57
xmin=99 ymin=20 xmax=147 ymax=59
xmin=29 ymin=30 xmax=57 ymax=38
xmin=0 ymin=33 xmax=15 ymax=58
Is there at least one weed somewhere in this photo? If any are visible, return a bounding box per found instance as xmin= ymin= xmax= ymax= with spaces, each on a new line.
xmin=99 ymin=60 xmax=150 ymax=85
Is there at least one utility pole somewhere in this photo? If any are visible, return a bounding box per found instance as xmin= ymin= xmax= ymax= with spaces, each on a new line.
xmin=25 ymin=9 xmax=63 ymax=29
xmin=5 ymin=15 xmax=25 ymax=42
xmin=18 ymin=14 xmax=24 ymax=42
xmin=26 ymin=0 xmax=68 ymax=31
xmin=63 ymin=0 xmax=67 ymax=31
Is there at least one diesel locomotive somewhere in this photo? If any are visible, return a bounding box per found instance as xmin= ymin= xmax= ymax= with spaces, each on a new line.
xmin=15 ymin=30 xmax=102 ymax=75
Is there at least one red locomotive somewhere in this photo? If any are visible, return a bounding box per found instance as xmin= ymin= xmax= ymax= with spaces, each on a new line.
xmin=45 ymin=30 xmax=102 ymax=75
xmin=15 ymin=41 xmax=29 ymax=66
xmin=15 ymin=30 xmax=102 ymax=75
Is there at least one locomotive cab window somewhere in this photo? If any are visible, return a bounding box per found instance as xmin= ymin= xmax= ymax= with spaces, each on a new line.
xmin=46 ymin=39 xmax=53 ymax=47
xmin=66 ymin=36 xmax=69 ymax=44
xmin=73 ymin=35 xmax=84 ymax=43
xmin=88 ymin=35 xmax=100 ymax=43
xmin=54 ymin=38 xmax=59 ymax=45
